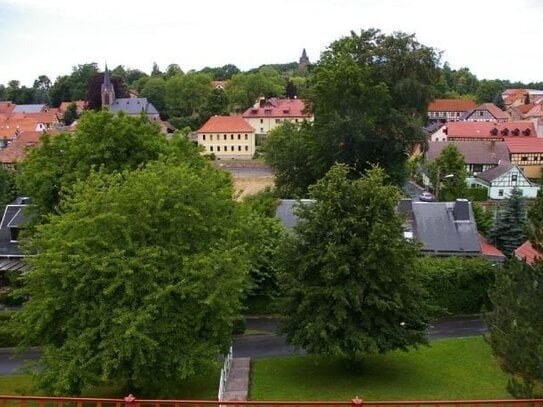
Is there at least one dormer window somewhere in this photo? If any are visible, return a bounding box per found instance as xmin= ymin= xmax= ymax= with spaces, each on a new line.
xmin=490 ymin=128 xmax=499 ymax=136
xmin=523 ymin=128 xmax=531 ymax=136
xmin=512 ymin=128 xmax=520 ymax=136
xmin=501 ymin=128 xmax=509 ymax=136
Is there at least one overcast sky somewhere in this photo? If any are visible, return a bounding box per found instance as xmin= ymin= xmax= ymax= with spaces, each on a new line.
xmin=1 ymin=0 xmax=542 ymax=87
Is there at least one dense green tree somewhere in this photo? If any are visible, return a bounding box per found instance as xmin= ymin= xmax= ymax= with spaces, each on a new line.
xmin=489 ymin=187 xmax=527 ymax=257
xmin=125 ymin=68 xmax=147 ymax=85
xmin=475 ymin=80 xmax=503 ymax=104
xmin=264 ymin=122 xmax=319 ymax=198
xmin=17 ymin=110 xmax=169 ymax=220
xmin=32 ymin=75 xmax=51 ymax=104
xmin=472 ymin=202 xmax=494 ymax=237
xmin=199 ymin=64 xmax=240 ymax=80
xmin=14 ymin=159 xmax=249 ymax=396
xmin=427 ymin=144 xmax=468 ymax=201
xmin=0 ymin=84 xmax=6 ymax=101
xmin=69 ymin=63 xmax=99 ymax=100
xmin=308 ymin=29 xmax=440 ymax=185
xmin=49 ymin=75 xmax=73 ymax=107
xmin=285 ymin=80 xmax=297 ymax=99
xmin=111 ymin=65 xmax=128 ymax=82
xmin=527 ymin=190 xmax=543 ymax=252
xmin=225 ymin=69 xmax=285 ymax=112
xmin=485 ymin=258 xmax=543 ymax=398
xmin=0 ymin=166 xmax=16 ymax=206
xmin=62 ymin=102 xmax=79 ymax=126
xmin=151 ymin=62 xmax=162 ymax=77
xmin=141 ymin=77 xmax=167 ymax=114
xmin=201 ymin=88 xmax=229 ymax=119
xmin=281 ymin=164 xmax=431 ymax=360
xmin=6 ymin=80 xmax=36 ymax=104
xmin=239 ymin=190 xmax=286 ymax=303
xmin=164 ymin=64 xmax=184 ymax=79
xmin=165 ymin=72 xmax=213 ymax=118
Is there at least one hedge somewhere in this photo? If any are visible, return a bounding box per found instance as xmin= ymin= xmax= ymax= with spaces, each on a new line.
xmin=465 ymin=188 xmax=488 ymax=202
xmin=417 ymin=256 xmax=498 ymax=316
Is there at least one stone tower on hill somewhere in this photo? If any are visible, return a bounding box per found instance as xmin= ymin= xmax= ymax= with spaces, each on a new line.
xmin=299 ymin=48 xmax=309 ymax=68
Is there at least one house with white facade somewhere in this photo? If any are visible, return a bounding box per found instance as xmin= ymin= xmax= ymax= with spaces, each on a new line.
xmin=474 ymin=162 xmax=540 ymax=199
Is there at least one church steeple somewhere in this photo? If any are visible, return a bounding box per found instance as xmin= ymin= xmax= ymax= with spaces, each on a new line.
xmin=299 ymin=48 xmax=309 ymax=67
xmin=101 ymin=63 xmax=115 ymax=107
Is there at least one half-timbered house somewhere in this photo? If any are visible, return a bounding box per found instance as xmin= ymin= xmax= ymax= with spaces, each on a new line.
xmin=474 ymin=162 xmax=539 ymax=199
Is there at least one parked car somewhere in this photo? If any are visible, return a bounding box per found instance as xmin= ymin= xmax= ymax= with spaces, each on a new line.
xmin=419 ymin=191 xmax=434 ymax=202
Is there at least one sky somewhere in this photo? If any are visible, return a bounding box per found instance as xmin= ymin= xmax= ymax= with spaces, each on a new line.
xmin=1 ymin=0 xmax=542 ymax=87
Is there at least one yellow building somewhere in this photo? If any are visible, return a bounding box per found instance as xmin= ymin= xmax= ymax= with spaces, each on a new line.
xmin=197 ymin=116 xmax=255 ymax=160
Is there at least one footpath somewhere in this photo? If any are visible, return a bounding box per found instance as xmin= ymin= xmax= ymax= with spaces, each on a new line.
xmin=222 ymin=357 xmax=251 ymax=401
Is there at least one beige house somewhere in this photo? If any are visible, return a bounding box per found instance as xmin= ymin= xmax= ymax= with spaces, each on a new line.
xmin=242 ymin=98 xmax=313 ymax=138
xmin=197 ymin=116 xmax=255 ymax=160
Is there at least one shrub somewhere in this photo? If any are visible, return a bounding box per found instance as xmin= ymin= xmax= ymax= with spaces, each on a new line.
xmin=465 ymin=188 xmax=488 ymax=202
xmin=417 ymin=256 xmax=497 ymax=315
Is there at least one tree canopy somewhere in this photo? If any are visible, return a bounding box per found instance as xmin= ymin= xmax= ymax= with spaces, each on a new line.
xmin=427 ymin=143 xmax=468 ymax=201
xmin=17 ymin=110 xmax=170 ymax=219
xmin=14 ymin=159 xmax=249 ymax=396
xmin=280 ymin=164 xmax=431 ymax=359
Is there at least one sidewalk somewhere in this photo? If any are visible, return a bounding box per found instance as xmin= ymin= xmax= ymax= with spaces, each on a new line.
xmin=222 ymin=357 xmax=250 ymax=401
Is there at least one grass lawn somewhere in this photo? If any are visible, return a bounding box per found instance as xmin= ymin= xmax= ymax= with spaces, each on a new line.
xmin=0 ymin=369 xmax=219 ymax=399
xmin=250 ymin=336 xmax=511 ymax=400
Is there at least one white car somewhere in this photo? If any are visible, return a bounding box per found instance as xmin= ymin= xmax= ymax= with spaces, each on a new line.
xmin=419 ymin=191 xmax=434 ymax=202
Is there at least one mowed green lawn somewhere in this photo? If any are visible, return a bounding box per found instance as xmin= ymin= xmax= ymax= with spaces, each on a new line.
xmin=0 ymin=370 xmax=219 ymax=399
xmin=250 ymin=337 xmax=511 ymax=400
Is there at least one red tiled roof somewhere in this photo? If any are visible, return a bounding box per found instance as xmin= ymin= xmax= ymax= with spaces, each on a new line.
xmin=198 ymin=116 xmax=254 ymax=133
xmin=479 ymin=234 xmax=506 ymax=261
xmin=0 ymin=131 xmax=45 ymax=164
xmin=525 ymin=104 xmax=543 ymax=118
xmin=504 ymin=138 xmax=543 ymax=154
xmin=428 ymin=99 xmax=476 ymax=112
xmin=517 ymin=104 xmax=535 ymax=114
xmin=515 ymin=240 xmax=542 ymax=265
xmin=59 ymin=100 xmax=87 ymax=113
xmin=445 ymin=121 xmax=536 ymax=140
xmin=242 ymin=98 xmax=311 ymax=118
xmin=0 ymin=102 xmax=15 ymax=115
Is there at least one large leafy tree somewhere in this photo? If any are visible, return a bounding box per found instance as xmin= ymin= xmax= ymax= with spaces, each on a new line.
xmin=475 ymin=80 xmax=503 ymax=104
xmin=141 ymin=77 xmax=167 ymax=114
xmin=14 ymin=159 xmax=249 ymax=396
xmin=17 ymin=110 xmax=169 ymax=220
xmin=485 ymin=258 xmax=543 ymax=398
xmin=281 ymin=164 xmax=431 ymax=360
xmin=308 ymin=29 xmax=440 ymax=185
xmin=225 ymin=69 xmax=285 ymax=112
xmin=263 ymin=121 xmax=319 ymax=198
xmin=427 ymin=143 xmax=468 ymax=201
xmin=489 ymin=187 xmax=527 ymax=257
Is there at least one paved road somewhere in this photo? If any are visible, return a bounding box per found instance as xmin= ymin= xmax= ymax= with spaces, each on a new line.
xmin=234 ymin=315 xmax=487 ymax=359
xmin=0 ymin=315 xmax=487 ymax=374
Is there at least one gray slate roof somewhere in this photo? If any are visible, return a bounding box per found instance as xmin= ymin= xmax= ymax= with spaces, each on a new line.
xmin=477 ymin=162 xmax=515 ymax=182
xmin=411 ymin=200 xmax=481 ymax=255
xmin=12 ymin=104 xmax=46 ymax=113
xmin=0 ymin=204 xmax=27 ymax=257
xmin=427 ymin=141 xmax=510 ymax=165
xmin=109 ymin=98 xmax=159 ymax=115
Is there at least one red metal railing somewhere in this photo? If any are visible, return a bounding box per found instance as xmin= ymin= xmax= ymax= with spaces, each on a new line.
xmin=0 ymin=396 xmax=542 ymax=407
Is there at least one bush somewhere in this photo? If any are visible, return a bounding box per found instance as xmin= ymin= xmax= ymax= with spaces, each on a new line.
xmin=0 ymin=310 xmax=20 ymax=347
xmin=465 ymin=188 xmax=488 ymax=201
xmin=417 ymin=257 xmax=497 ymax=315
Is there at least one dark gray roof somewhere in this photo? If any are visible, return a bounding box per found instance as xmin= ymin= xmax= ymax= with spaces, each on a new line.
xmin=427 ymin=141 xmax=510 ymax=165
xmin=0 ymin=204 xmax=28 ymax=258
xmin=12 ymin=104 xmax=46 ymax=113
xmin=477 ymin=162 xmax=515 ymax=182
xmin=275 ymin=199 xmax=315 ymax=230
xmin=411 ymin=200 xmax=481 ymax=255
xmin=109 ymin=98 xmax=159 ymax=115
xmin=0 ymin=259 xmax=30 ymax=271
